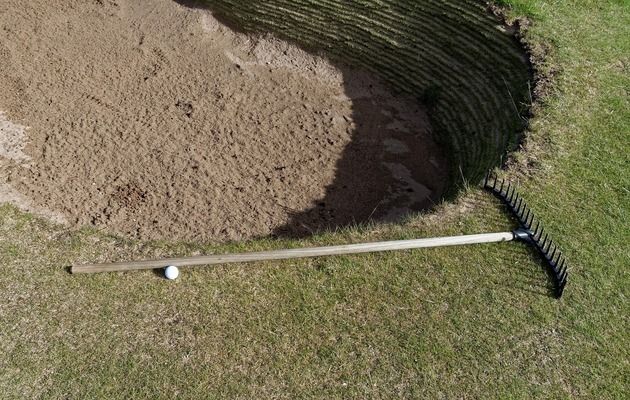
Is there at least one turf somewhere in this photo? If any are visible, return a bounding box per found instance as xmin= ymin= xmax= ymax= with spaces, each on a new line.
xmin=0 ymin=0 xmax=628 ymax=398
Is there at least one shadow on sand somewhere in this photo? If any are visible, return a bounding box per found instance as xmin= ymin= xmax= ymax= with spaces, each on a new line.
xmin=175 ymin=0 xmax=449 ymax=239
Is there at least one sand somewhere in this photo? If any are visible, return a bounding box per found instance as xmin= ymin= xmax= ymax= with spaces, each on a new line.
xmin=0 ymin=0 xmax=447 ymax=242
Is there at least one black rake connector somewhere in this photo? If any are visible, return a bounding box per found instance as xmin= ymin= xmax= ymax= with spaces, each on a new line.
xmin=483 ymin=173 xmax=568 ymax=298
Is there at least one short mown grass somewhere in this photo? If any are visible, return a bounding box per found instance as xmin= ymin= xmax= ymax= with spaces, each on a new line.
xmin=1 ymin=0 xmax=628 ymax=398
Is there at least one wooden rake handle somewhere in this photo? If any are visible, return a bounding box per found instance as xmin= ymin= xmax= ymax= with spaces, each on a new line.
xmin=71 ymin=232 xmax=516 ymax=274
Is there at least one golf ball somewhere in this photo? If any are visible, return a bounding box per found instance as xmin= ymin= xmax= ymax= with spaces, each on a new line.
xmin=165 ymin=265 xmax=179 ymax=280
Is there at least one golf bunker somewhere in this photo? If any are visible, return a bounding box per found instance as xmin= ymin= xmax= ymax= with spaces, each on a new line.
xmin=0 ymin=0 xmax=531 ymax=242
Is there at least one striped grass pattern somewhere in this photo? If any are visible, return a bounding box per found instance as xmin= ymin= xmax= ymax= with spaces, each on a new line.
xmin=205 ymin=0 xmax=532 ymax=188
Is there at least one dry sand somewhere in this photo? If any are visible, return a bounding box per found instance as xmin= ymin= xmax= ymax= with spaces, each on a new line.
xmin=0 ymin=0 xmax=447 ymax=241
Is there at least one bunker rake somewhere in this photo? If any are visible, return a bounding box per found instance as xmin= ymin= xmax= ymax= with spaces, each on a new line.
xmin=483 ymin=173 xmax=568 ymax=298
xmin=72 ymin=173 xmax=568 ymax=298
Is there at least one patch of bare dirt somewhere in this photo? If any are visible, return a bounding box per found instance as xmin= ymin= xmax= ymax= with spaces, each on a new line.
xmin=0 ymin=0 xmax=447 ymax=241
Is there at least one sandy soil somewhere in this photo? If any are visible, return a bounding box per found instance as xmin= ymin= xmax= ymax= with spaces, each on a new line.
xmin=0 ymin=0 xmax=447 ymax=242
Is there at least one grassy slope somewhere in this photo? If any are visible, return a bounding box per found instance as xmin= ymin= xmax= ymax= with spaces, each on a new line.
xmin=0 ymin=0 xmax=628 ymax=398
xmin=207 ymin=0 xmax=533 ymax=184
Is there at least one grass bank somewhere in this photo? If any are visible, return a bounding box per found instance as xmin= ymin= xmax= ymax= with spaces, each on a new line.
xmin=207 ymin=0 xmax=532 ymax=184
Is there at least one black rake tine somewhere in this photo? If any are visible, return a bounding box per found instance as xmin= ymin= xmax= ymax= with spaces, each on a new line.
xmin=511 ymin=186 xmax=517 ymax=202
xmin=541 ymin=237 xmax=550 ymax=254
xmin=553 ymin=250 xmax=562 ymax=265
xmin=548 ymin=259 xmax=559 ymax=273
xmin=561 ymin=268 xmax=568 ymax=282
xmin=560 ymin=264 xmax=568 ymax=277
xmin=511 ymin=187 xmax=518 ymax=204
xmin=484 ymin=171 xmax=492 ymax=189
xmin=559 ymin=270 xmax=568 ymax=284
xmin=516 ymin=197 xmax=525 ymax=219
xmin=558 ymin=269 xmax=567 ymax=281
xmin=541 ymin=233 xmax=549 ymax=249
xmin=549 ymin=249 xmax=558 ymax=266
xmin=524 ymin=209 xmax=533 ymax=228
xmin=532 ymin=221 xmax=540 ymax=236
xmin=558 ymin=258 xmax=566 ymax=270
xmin=555 ymin=260 xmax=565 ymax=277
xmin=545 ymin=244 xmax=556 ymax=264
xmin=511 ymin=190 xmax=519 ymax=206
xmin=524 ymin=207 xmax=530 ymax=218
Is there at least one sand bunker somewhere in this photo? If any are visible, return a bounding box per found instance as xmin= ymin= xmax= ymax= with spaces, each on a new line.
xmin=0 ymin=0 xmax=447 ymax=241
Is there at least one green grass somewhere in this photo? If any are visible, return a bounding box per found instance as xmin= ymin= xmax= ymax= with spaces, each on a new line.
xmin=1 ymin=0 xmax=629 ymax=398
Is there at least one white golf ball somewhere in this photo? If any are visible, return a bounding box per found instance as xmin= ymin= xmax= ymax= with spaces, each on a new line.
xmin=164 ymin=265 xmax=179 ymax=280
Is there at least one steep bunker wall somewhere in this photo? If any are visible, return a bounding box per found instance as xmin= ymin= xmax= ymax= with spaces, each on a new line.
xmin=0 ymin=0 xmax=531 ymax=242
xmin=207 ymin=0 xmax=532 ymax=183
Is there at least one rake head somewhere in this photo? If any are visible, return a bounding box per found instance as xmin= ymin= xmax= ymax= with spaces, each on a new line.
xmin=484 ymin=173 xmax=568 ymax=298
